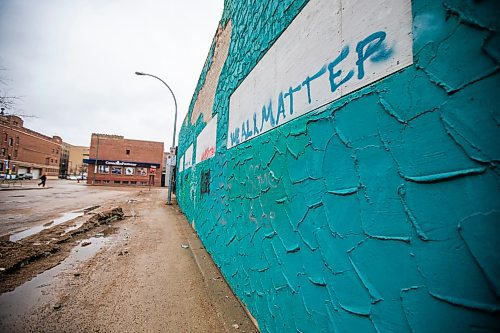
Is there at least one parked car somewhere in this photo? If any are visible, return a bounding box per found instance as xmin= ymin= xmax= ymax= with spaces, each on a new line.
xmin=0 ymin=174 xmax=17 ymax=180
xmin=68 ymin=175 xmax=78 ymax=180
xmin=17 ymin=173 xmax=33 ymax=180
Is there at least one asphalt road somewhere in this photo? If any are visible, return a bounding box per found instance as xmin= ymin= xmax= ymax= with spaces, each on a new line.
xmin=0 ymin=180 xmax=142 ymax=238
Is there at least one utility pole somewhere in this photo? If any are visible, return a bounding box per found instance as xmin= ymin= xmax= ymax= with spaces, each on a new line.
xmin=135 ymin=72 xmax=178 ymax=204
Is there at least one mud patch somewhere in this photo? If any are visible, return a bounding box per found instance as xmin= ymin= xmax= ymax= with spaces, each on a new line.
xmin=0 ymin=208 xmax=124 ymax=294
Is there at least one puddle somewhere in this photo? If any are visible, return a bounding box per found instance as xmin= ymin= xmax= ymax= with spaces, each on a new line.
xmin=64 ymin=223 xmax=83 ymax=234
xmin=0 ymin=237 xmax=109 ymax=326
xmin=9 ymin=212 xmax=84 ymax=242
xmin=61 ymin=206 xmax=102 ymax=234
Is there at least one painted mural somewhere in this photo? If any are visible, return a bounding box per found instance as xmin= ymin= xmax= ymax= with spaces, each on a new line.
xmin=228 ymin=0 xmax=413 ymax=148
xmin=183 ymin=144 xmax=193 ymax=170
xmin=196 ymin=114 xmax=218 ymax=163
xmin=177 ymin=0 xmax=500 ymax=332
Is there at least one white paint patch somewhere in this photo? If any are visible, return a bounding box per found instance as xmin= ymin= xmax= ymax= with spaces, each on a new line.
xmin=227 ymin=0 xmax=413 ymax=148
xmin=196 ymin=114 xmax=218 ymax=164
xmin=184 ymin=144 xmax=194 ymax=170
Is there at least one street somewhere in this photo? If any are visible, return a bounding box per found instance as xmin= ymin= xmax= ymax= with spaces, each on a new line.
xmin=0 ymin=181 xmax=257 ymax=332
xmin=0 ymin=180 xmax=137 ymax=237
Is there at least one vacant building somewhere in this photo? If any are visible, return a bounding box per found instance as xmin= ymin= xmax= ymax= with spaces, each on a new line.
xmin=85 ymin=133 xmax=164 ymax=187
xmin=0 ymin=114 xmax=62 ymax=179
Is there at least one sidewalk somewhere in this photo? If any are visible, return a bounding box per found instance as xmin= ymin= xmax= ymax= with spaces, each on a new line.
xmin=4 ymin=188 xmax=258 ymax=332
xmin=0 ymin=180 xmax=47 ymax=191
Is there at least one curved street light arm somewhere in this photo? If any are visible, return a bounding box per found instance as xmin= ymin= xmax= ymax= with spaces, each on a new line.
xmin=135 ymin=71 xmax=178 ymax=204
xmin=135 ymin=72 xmax=178 ymax=148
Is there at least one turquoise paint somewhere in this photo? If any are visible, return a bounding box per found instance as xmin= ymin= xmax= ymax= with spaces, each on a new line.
xmin=177 ymin=0 xmax=500 ymax=332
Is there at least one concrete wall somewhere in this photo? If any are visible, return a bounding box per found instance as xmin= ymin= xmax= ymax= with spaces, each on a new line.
xmin=176 ymin=1 xmax=500 ymax=332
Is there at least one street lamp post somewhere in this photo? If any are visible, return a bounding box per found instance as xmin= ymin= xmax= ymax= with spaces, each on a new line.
xmin=135 ymin=71 xmax=178 ymax=205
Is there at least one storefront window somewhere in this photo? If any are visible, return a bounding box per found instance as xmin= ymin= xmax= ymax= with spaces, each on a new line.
xmin=111 ymin=166 xmax=122 ymax=175
xmin=125 ymin=167 xmax=135 ymax=175
xmin=98 ymin=165 xmax=109 ymax=174
xmin=137 ymin=167 xmax=147 ymax=176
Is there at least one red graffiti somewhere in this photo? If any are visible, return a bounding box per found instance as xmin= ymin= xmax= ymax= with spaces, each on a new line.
xmin=201 ymin=147 xmax=215 ymax=161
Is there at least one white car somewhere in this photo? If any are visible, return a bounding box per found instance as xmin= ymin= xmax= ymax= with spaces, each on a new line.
xmin=68 ymin=175 xmax=78 ymax=180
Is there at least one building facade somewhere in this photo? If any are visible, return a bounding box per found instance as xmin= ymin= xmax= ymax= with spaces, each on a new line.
xmin=60 ymin=143 xmax=90 ymax=178
xmin=68 ymin=144 xmax=89 ymax=177
xmin=1 ymin=115 xmax=62 ymax=179
xmin=176 ymin=1 xmax=500 ymax=332
xmin=85 ymin=133 xmax=164 ymax=187
xmin=59 ymin=142 xmax=70 ymax=178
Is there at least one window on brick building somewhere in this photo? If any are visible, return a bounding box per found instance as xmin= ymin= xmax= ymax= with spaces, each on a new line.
xmin=8 ymin=138 xmax=13 ymax=146
xmin=15 ymin=136 xmax=19 ymax=144
xmin=1 ymin=148 xmax=5 ymax=156
xmin=126 ymin=149 xmax=130 ymax=155
xmin=0 ymin=162 xmax=3 ymax=171
xmin=14 ymin=150 xmax=17 ymax=158
xmin=3 ymin=133 xmax=7 ymax=141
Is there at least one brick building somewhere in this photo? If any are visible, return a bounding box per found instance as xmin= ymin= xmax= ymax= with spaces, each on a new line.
xmin=0 ymin=114 xmax=62 ymax=179
xmin=85 ymin=133 xmax=164 ymax=187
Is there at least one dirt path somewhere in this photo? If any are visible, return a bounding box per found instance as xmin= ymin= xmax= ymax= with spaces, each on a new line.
xmin=1 ymin=189 xmax=253 ymax=332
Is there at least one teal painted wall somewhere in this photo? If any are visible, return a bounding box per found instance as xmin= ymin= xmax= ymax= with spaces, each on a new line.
xmin=177 ymin=1 xmax=500 ymax=332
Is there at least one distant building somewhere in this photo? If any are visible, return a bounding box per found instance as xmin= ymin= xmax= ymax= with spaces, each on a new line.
xmin=69 ymin=145 xmax=89 ymax=176
xmin=0 ymin=115 xmax=62 ymax=179
xmin=60 ymin=143 xmax=90 ymax=178
xmin=85 ymin=133 xmax=164 ymax=187
xmin=60 ymin=142 xmax=70 ymax=178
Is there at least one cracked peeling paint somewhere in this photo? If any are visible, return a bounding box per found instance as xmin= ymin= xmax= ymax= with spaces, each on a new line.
xmin=176 ymin=0 xmax=500 ymax=332
xmin=402 ymin=166 xmax=487 ymax=182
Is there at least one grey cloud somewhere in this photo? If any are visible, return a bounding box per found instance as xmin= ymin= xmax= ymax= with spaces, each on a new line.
xmin=0 ymin=0 xmax=222 ymax=146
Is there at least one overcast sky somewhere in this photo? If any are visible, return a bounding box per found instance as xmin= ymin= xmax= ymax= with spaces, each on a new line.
xmin=0 ymin=0 xmax=223 ymax=147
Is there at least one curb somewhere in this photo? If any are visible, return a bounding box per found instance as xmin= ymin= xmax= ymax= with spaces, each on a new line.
xmin=0 ymin=186 xmax=49 ymax=191
xmin=172 ymin=206 xmax=259 ymax=333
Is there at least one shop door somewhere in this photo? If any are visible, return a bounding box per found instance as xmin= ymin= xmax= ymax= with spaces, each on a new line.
xmin=32 ymin=169 xmax=41 ymax=179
